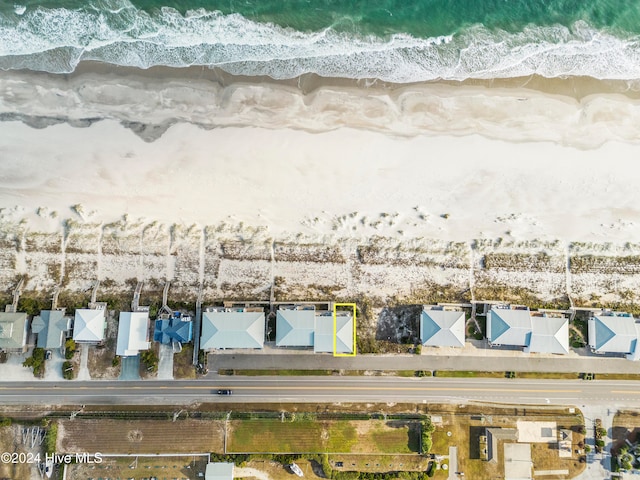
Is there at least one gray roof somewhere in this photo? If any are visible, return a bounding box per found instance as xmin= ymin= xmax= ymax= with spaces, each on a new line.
xmin=314 ymin=312 xmax=353 ymax=354
xmin=276 ymin=309 xmax=314 ymax=347
xmin=485 ymin=428 xmax=518 ymax=463
xmin=201 ymin=310 xmax=265 ymax=350
xmin=589 ymin=314 xmax=638 ymax=354
xmin=526 ymin=317 xmax=569 ymax=354
xmin=73 ymin=309 xmax=106 ymax=342
xmin=487 ymin=308 xmax=532 ymax=346
xmin=205 ymin=463 xmax=234 ymax=480
xmin=0 ymin=312 xmax=27 ymax=350
xmin=420 ymin=309 xmax=465 ymax=347
xmin=33 ymin=310 xmax=70 ymax=349
xmin=116 ymin=312 xmax=150 ymax=356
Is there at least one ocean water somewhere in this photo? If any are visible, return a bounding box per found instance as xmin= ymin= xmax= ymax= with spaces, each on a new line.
xmin=2 ymin=0 xmax=640 ymax=81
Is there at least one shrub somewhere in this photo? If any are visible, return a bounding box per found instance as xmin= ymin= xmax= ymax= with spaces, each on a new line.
xmin=421 ymin=418 xmax=436 ymax=454
xmin=140 ymin=349 xmax=159 ymax=372
xmin=44 ymin=424 xmax=57 ymax=454
xmin=415 ymin=344 xmax=422 ymax=355
xmin=64 ymin=339 xmax=77 ymax=359
xmin=23 ymin=348 xmax=46 ymax=377
xmin=112 ymin=356 xmax=120 ymax=367
xmin=62 ymin=361 xmax=73 ymax=380
xmin=0 ymin=417 xmax=11 ymax=427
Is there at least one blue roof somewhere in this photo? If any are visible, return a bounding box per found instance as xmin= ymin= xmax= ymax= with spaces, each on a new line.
xmin=489 ymin=311 xmax=510 ymax=342
xmin=594 ymin=317 xmax=616 ymax=351
xmin=200 ymin=311 xmax=265 ymax=349
xmin=420 ymin=309 xmax=465 ymax=347
xmin=421 ymin=314 xmax=441 ymax=342
xmin=276 ymin=309 xmax=314 ymax=347
xmin=154 ymin=317 xmax=193 ymax=344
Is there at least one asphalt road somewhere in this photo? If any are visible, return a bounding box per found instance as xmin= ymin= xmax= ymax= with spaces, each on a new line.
xmin=0 ymin=376 xmax=638 ymax=407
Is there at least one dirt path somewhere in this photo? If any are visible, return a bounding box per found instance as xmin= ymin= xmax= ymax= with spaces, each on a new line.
xmin=235 ymin=467 xmax=274 ymax=480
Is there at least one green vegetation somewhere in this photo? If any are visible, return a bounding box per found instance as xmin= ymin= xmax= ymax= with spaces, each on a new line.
xmin=229 ymin=419 xmax=324 ymax=453
xmin=326 ymin=422 xmax=357 ymax=452
xmin=112 ymin=356 xmax=120 ymax=367
xmin=414 ymin=371 xmax=432 ymax=377
xmin=62 ymin=361 xmax=74 ymax=380
xmin=23 ymin=348 xmax=46 ymax=377
xmin=64 ymin=339 xmax=77 ymax=359
xmin=17 ymin=294 xmax=48 ymax=316
xmin=0 ymin=417 xmax=11 ymax=427
xmin=420 ymin=419 xmax=435 ymax=454
xmin=319 ymin=453 xmax=430 ymax=480
xmin=228 ymin=419 xmax=417 ymax=454
xmin=140 ymin=349 xmax=159 ymax=373
xmin=44 ymin=423 xmax=57 ymax=454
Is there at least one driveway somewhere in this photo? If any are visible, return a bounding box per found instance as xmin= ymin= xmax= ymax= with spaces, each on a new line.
xmin=119 ymin=355 xmax=141 ymax=380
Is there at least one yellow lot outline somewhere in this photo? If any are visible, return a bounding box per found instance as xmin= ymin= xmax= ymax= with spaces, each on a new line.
xmin=333 ymin=303 xmax=357 ymax=357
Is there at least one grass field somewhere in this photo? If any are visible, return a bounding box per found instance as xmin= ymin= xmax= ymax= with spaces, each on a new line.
xmin=228 ymin=419 xmax=419 ymax=454
xmin=65 ymin=455 xmax=209 ymax=480
xmin=58 ymin=418 xmax=225 ymax=454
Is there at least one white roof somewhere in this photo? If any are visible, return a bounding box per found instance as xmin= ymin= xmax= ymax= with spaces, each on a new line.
xmin=526 ymin=317 xmax=569 ymax=354
xmin=73 ymin=309 xmax=106 ymax=342
xmin=488 ymin=308 xmax=532 ymax=346
xmin=420 ymin=309 xmax=465 ymax=347
xmin=116 ymin=312 xmax=150 ymax=356
xmin=201 ymin=310 xmax=265 ymax=349
xmin=205 ymin=463 xmax=234 ymax=480
xmin=589 ymin=314 xmax=639 ymax=354
xmin=314 ymin=312 xmax=354 ymax=354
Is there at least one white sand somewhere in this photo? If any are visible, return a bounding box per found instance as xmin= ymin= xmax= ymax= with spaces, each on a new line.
xmin=1 ymin=119 xmax=640 ymax=244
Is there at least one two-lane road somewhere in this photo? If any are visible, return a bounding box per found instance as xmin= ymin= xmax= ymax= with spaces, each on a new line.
xmin=0 ymin=376 xmax=639 ymax=406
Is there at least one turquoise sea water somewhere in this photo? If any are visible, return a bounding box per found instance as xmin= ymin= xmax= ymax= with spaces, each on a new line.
xmin=2 ymin=0 xmax=640 ymax=80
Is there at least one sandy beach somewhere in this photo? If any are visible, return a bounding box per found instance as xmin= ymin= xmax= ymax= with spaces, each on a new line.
xmin=2 ymin=67 xmax=640 ymax=306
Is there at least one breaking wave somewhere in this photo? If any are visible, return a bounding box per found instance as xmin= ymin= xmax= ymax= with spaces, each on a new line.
xmin=2 ymin=0 xmax=640 ymax=81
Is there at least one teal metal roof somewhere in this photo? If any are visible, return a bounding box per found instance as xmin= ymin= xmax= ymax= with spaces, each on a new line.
xmin=487 ymin=308 xmax=531 ymax=346
xmin=276 ymin=309 xmax=314 ymax=347
xmin=420 ymin=309 xmax=465 ymax=347
xmin=200 ymin=311 xmax=265 ymax=349
xmin=592 ymin=315 xmax=638 ymax=353
xmin=313 ymin=312 xmax=353 ymax=354
xmin=33 ymin=310 xmax=70 ymax=349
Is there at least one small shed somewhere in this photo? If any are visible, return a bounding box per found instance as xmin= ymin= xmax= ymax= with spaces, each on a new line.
xmin=205 ymin=462 xmax=234 ymax=480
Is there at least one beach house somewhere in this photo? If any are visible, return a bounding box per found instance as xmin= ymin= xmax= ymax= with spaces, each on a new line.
xmin=0 ymin=312 xmax=28 ymax=352
xmin=32 ymin=309 xmax=71 ymax=350
xmin=72 ymin=303 xmax=107 ymax=343
xmin=116 ymin=311 xmax=151 ymax=356
xmin=200 ymin=307 xmax=265 ymax=350
xmin=588 ymin=311 xmax=640 ymax=360
xmin=487 ymin=305 xmax=569 ymax=354
xmin=420 ymin=305 xmax=465 ymax=348
xmin=275 ymin=304 xmax=354 ymax=354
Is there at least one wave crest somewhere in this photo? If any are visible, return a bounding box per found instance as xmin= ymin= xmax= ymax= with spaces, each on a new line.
xmin=1 ymin=0 xmax=640 ymax=81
